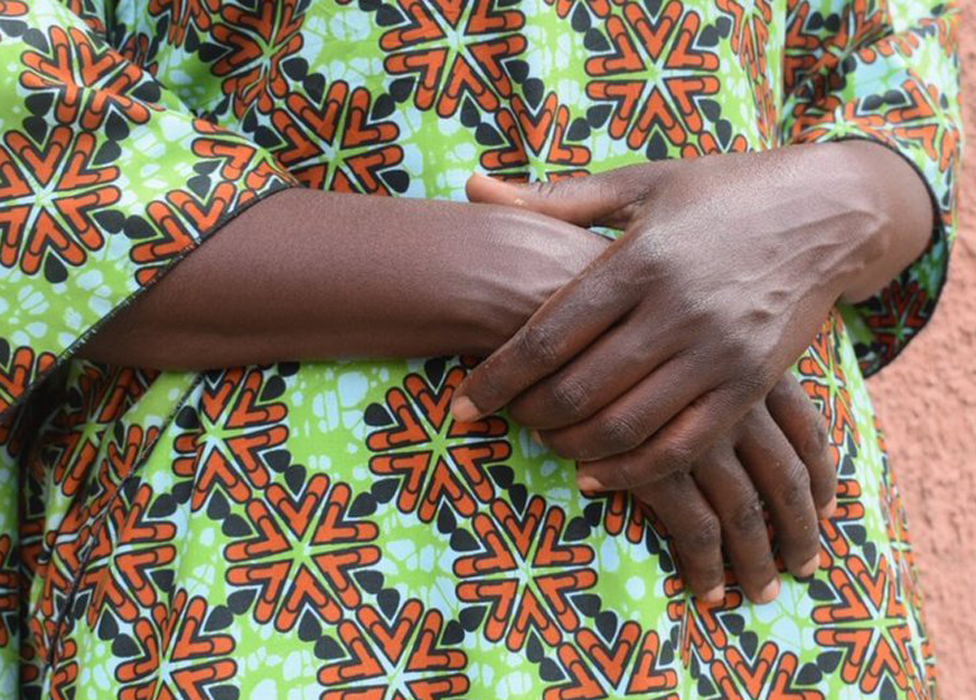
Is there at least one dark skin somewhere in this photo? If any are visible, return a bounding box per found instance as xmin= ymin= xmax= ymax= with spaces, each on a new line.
xmin=640 ymin=375 xmax=833 ymax=603
xmin=81 ymin=192 xmax=610 ymax=365
xmin=455 ymin=139 xmax=933 ymax=601
xmin=79 ymin=139 xmax=930 ymax=605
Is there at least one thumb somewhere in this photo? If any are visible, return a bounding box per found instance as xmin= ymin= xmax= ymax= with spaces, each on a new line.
xmin=465 ymin=170 xmax=651 ymax=229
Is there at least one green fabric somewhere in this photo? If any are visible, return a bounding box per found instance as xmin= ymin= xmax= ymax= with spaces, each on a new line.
xmin=0 ymin=0 xmax=961 ymax=697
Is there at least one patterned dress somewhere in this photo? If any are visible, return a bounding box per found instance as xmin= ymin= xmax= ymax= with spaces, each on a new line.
xmin=0 ymin=0 xmax=962 ymax=697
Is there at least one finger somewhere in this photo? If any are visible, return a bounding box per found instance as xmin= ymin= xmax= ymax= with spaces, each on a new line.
xmin=575 ymin=384 xmax=748 ymax=491
xmin=693 ymin=450 xmax=780 ymax=604
xmin=535 ymin=352 xmax=717 ymax=461
xmin=635 ymin=472 xmax=726 ymax=603
xmin=451 ymin=256 xmax=634 ymax=422
xmin=766 ymin=375 xmax=836 ymax=518
xmin=465 ymin=171 xmax=653 ymax=229
xmin=735 ymin=406 xmax=821 ymax=578
xmin=508 ymin=318 xmax=680 ymax=431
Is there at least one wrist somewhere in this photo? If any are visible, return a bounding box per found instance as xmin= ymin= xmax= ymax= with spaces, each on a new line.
xmin=805 ymin=140 xmax=932 ymax=303
xmin=456 ymin=205 xmax=609 ymax=355
xmin=792 ymin=141 xmax=897 ymax=303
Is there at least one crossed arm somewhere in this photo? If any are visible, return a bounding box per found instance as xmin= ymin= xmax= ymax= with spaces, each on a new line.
xmin=80 ymin=140 xmax=933 ymax=603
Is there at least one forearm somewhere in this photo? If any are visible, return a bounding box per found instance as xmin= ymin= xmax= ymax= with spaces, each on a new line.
xmin=79 ymin=188 xmax=609 ymax=369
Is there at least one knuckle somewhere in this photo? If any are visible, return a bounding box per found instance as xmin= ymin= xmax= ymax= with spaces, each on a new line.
xmin=548 ymin=378 xmax=589 ymax=421
xmin=659 ymin=439 xmax=695 ymax=474
xmin=776 ymin=463 xmax=812 ymax=510
xmin=723 ymin=350 xmax=774 ymax=395
xmin=529 ymin=179 xmax=562 ymax=200
xmin=723 ymin=332 xmax=751 ymax=360
xmin=802 ymin=421 xmax=829 ymax=461
xmin=607 ymin=458 xmax=649 ymax=491
xmin=660 ymin=469 xmax=687 ymax=489
xmin=615 ymin=460 xmax=645 ymax=490
xmin=739 ymin=368 xmax=774 ymax=399
xmin=755 ymin=364 xmax=778 ymax=390
xmin=741 ymin=401 xmax=766 ymax=428
xmin=729 ymin=496 xmax=766 ymax=537
xmin=515 ymin=324 xmax=561 ymax=367
xmin=686 ymin=514 xmax=722 ymax=552
xmin=595 ymin=413 xmax=644 ymax=452
xmin=628 ymin=233 xmax=663 ymax=270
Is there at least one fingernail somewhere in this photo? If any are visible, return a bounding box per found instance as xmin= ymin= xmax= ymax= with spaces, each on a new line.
xmin=819 ymin=496 xmax=837 ymax=520
xmin=451 ymin=396 xmax=481 ymax=422
xmin=702 ymin=585 xmax=725 ymax=605
xmin=797 ymin=554 xmax=820 ymax=578
xmin=576 ymin=474 xmax=604 ymax=492
xmin=530 ymin=429 xmax=543 ymax=445
xmin=757 ymin=578 xmax=780 ymax=604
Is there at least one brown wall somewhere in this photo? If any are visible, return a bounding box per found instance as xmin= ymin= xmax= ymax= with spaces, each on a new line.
xmin=868 ymin=7 xmax=976 ymax=698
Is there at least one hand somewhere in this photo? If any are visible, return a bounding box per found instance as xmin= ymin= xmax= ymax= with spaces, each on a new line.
xmin=633 ymin=373 xmax=835 ymax=604
xmin=452 ymin=143 xmax=895 ymax=490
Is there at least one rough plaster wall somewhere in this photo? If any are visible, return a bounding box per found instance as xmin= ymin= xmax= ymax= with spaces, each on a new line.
xmin=868 ymin=7 xmax=976 ymax=698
